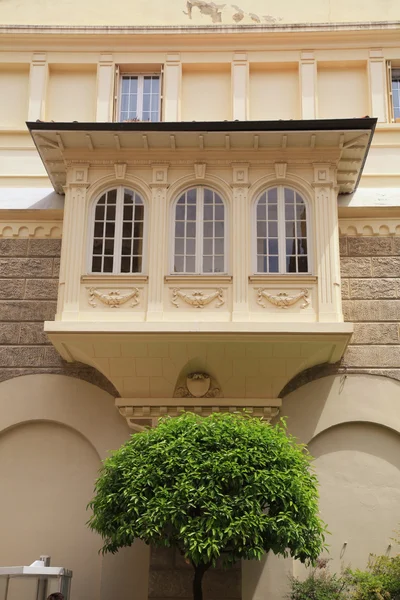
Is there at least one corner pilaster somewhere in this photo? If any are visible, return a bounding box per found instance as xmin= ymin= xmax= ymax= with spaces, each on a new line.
xmin=58 ymin=166 xmax=90 ymax=321
xmin=313 ymin=164 xmax=342 ymax=323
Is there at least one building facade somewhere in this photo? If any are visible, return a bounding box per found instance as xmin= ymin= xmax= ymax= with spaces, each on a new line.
xmin=0 ymin=1 xmax=399 ymax=599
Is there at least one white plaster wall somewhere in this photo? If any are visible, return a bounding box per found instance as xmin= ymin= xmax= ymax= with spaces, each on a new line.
xmin=0 ymin=374 xmax=150 ymax=600
xmin=249 ymin=65 xmax=300 ymax=121
xmin=181 ymin=66 xmax=231 ymax=121
xmin=0 ymin=66 xmax=29 ymax=129
xmin=242 ymin=374 xmax=400 ymax=600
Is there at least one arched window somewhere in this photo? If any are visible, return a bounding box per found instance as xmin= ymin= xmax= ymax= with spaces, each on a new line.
xmin=255 ymin=186 xmax=309 ymax=274
xmin=90 ymin=187 xmax=145 ymax=274
xmin=173 ymin=187 xmax=226 ymax=274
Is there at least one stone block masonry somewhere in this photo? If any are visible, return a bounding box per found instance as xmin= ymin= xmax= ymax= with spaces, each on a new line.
xmin=340 ymin=236 xmax=400 ymax=383
xmin=0 ymin=238 xmax=116 ymax=394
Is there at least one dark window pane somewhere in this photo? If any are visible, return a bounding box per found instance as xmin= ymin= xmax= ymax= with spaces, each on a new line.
xmin=123 ymin=222 xmax=132 ymax=238
xmin=175 ymin=222 xmax=184 ymax=237
xmin=215 ymin=221 xmax=224 ymax=237
xmin=204 ymin=222 xmax=213 ymax=237
xmin=103 ymin=257 xmax=113 ymax=273
xmin=186 ymin=256 xmax=195 ymax=272
xmin=187 ymin=189 xmax=197 ymax=204
xmin=268 ymin=256 xmax=279 ymax=273
xmin=204 ymin=205 xmax=213 ymax=220
xmin=176 ymin=205 xmax=185 ymax=220
xmin=105 ymin=222 xmax=115 ymax=237
xmin=203 ymin=238 xmax=213 ymax=255
xmin=107 ymin=205 xmax=116 ymax=220
xmin=121 ymin=257 xmax=131 ymax=273
xmin=298 ymin=256 xmax=308 ymax=273
xmin=286 ymin=239 xmax=296 ymax=255
xmin=297 ymin=221 xmax=307 ymax=237
xmin=296 ymin=204 xmax=306 ymax=220
xmin=214 ymin=256 xmax=224 ymax=272
xmin=124 ymin=191 xmax=133 ymax=204
xmin=134 ymin=222 xmax=143 ymax=237
xmin=124 ymin=205 xmax=133 ymax=220
xmin=97 ymin=194 xmax=106 ymax=205
xmin=268 ymin=204 xmax=278 ymax=220
xmin=187 ymin=205 xmax=196 ymax=220
xmin=268 ymin=188 xmax=278 ymax=202
xmin=135 ymin=204 xmax=144 ymax=220
xmin=95 ymin=205 xmax=105 ymax=220
xmin=186 ymin=239 xmax=196 ymax=255
xmin=107 ymin=189 xmax=117 ymax=204
xmin=285 ymin=204 xmax=294 ymax=220
xmin=286 ymin=256 xmax=297 ymax=273
xmin=203 ymin=256 xmax=213 ymax=273
xmin=204 ymin=188 xmax=213 ymax=204
xmin=298 ymin=239 xmax=308 ymax=254
xmin=284 ymin=188 xmax=294 ymax=203
xmin=132 ymin=256 xmax=142 ymax=273
xmin=92 ymin=239 xmax=103 ymax=255
xmin=94 ymin=222 xmax=104 ymax=237
xmin=186 ymin=222 xmax=196 ymax=238
xmin=257 ymin=203 xmax=266 ymax=220
xmin=104 ymin=239 xmax=114 ymax=255
xmin=215 ymin=239 xmax=224 ymax=254
xmin=215 ymin=205 xmax=224 ymax=220
xmin=175 ymin=239 xmax=184 ymax=254
xmin=133 ymin=239 xmax=143 ymax=255
xmin=257 ymin=255 xmax=267 ymax=273
xmin=92 ymin=256 xmax=102 ymax=272
xmin=121 ymin=239 xmax=132 ymax=255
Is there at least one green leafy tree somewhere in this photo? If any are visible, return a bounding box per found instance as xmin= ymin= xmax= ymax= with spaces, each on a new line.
xmin=88 ymin=412 xmax=326 ymax=600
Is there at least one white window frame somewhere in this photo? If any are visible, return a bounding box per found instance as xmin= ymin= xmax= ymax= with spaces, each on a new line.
xmin=87 ymin=186 xmax=147 ymax=275
xmin=170 ymin=187 xmax=228 ymax=275
xmin=252 ymin=185 xmax=312 ymax=275
xmin=117 ymin=73 xmax=162 ymax=122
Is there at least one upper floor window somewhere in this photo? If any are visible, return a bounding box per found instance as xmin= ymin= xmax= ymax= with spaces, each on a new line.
xmin=255 ymin=186 xmax=309 ymax=274
xmin=391 ymin=68 xmax=400 ymax=121
xmin=119 ymin=74 xmax=161 ymax=122
xmin=173 ymin=187 xmax=226 ymax=274
xmin=90 ymin=187 xmax=145 ymax=274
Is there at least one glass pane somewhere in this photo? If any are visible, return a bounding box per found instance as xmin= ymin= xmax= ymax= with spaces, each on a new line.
xmin=186 ymin=222 xmax=196 ymax=237
xmin=135 ymin=205 xmax=144 ymax=220
xmin=269 ymin=256 xmax=279 ymax=273
xmin=298 ymin=239 xmax=308 ymax=255
xmin=121 ymin=239 xmax=132 ymax=255
xmin=257 ymin=239 xmax=267 ymax=254
xmin=132 ymin=256 xmax=142 ymax=273
xmin=204 ymin=205 xmax=213 ymax=220
xmin=204 ymin=188 xmax=213 ymax=204
xmin=92 ymin=256 xmax=102 ymax=272
xmin=187 ymin=205 xmax=196 ymax=220
xmin=186 ymin=256 xmax=196 ymax=272
xmin=186 ymin=238 xmax=196 ymax=255
xmin=187 ymin=188 xmax=197 ymax=203
xmin=204 ymin=221 xmax=213 ymax=237
xmin=121 ymin=257 xmax=131 ymax=273
xmin=93 ymin=239 xmax=103 ymax=255
xmin=94 ymin=222 xmax=104 ymax=237
xmin=95 ymin=205 xmax=105 ymax=220
xmin=174 ymin=256 xmax=184 ymax=272
xmin=124 ymin=190 xmax=133 ymax=204
xmin=285 ymin=221 xmax=295 ymax=237
xmin=286 ymin=256 xmax=297 ymax=273
xmin=268 ymin=239 xmax=278 ymax=254
xmin=286 ymin=239 xmax=296 ymax=255
xmin=215 ymin=221 xmax=224 ymax=237
xmin=123 ymin=222 xmax=132 ymax=238
xmin=103 ymin=257 xmax=113 ymax=273
xmin=298 ymin=256 xmax=309 ymax=273
xmin=104 ymin=239 xmax=114 ymax=255
xmin=268 ymin=204 xmax=278 ymax=220
xmin=203 ymin=256 xmax=213 ymax=273
xmin=257 ymin=221 xmax=267 ymax=237
xmin=124 ymin=205 xmax=133 ymax=220
xmin=214 ymin=256 xmax=224 ymax=273
xmin=257 ymin=255 xmax=267 ymax=273
xmin=134 ymin=222 xmax=143 ymax=237
xmin=285 ymin=204 xmax=294 ymax=220
xmin=284 ymin=188 xmax=294 ymax=203
xmin=203 ymin=238 xmax=213 ymax=255
xmin=175 ymin=222 xmax=184 ymax=237
xmin=107 ymin=189 xmax=117 ymax=204
xmin=268 ymin=222 xmax=278 ymax=237
xmin=257 ymin=203 xmax=266 ymax=220
xmin=107 ymin=205 xmax=116 ymax=220
xmin=176 ymin=205 xmax=185 ymax=220
xmin=105 ymin=222 xmax=115 ymax=237
xmin=296 ymin=204 xmax=306 ymax=220
xmin=133 ymin=239 xmax=143 ymax=255
xmin=175 ymin=239 xmax=184 ymax=254
xmin=268 ymin=187 xmax=278 ymax=202
xmin=297 ymin=221 xmax=307 ymax=237
xmin=215 ymin=239 xmax=224 ymax=254
xmin=215 ymin=205 xmax=224 ymax=220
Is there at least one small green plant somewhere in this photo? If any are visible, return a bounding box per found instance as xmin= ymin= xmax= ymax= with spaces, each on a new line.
xmin=348 ymin=551 xmax=400 ymax=600
xmin=288 ymin=559 xmax=349 ymax=600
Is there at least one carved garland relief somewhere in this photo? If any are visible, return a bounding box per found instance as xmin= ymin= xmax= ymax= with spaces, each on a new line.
xmin=257 ymin=288 xmax=310 ymax=309
xmin=87 ymin=287 xmax=140 ymax=308
xmin=171 ymin=288 xmax=225 ymax=309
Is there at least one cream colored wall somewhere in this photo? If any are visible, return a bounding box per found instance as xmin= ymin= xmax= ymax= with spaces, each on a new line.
xmin=249 ymin=64 xmax=300 ymax=121
xmin=0 ymin=374 xmax=150 ymax=600
xmin=0 ymin=0 xmax=399 ymax=26
xmin=0 ymin=65 xmax=29 ymax=129
xmin=242 ymin=374 xmax=400 ymax=600
xmin=181 ymin=65 xmax=231 ymax=121
xmin=317 ymin=63 xmax=369 ymax=119
xmin=46 ymin=66 xmax=97 ymax=122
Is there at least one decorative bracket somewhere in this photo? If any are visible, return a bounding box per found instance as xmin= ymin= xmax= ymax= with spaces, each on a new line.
xmin=171 ymin=288 xmax=225 ymax=309
xmin=87 ymin=287 xmax=140 ymax=308
xmin=257 ymin=288 xmax=310 ymax=309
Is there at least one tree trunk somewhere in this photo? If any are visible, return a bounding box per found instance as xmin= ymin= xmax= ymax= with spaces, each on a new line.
xmin=192 ymin=563 xmax=211 ymax=600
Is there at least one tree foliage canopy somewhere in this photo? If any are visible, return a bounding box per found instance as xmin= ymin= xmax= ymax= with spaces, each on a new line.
xmin=88 ymin=412 xmax=326 ymax=568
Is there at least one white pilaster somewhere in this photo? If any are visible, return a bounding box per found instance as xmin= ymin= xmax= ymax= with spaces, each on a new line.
xmin=313 ymin=165 xmax=342 ymax=323
xmin=96 ymin=54 xmax=115 ymax=122
xmin=368 ymin=49 xmax=387 ymax=123
xmin=300 ymin=51 xmax=317 ymax=120
xmin=163 ymin=53 xmax=181 ymax=122
xmin=28 ymin=53 xmax=48 ymax=121
xmin=59 ymin=167 xmax=89 ymax=321
xmin=231 ymin=164 xmax=250 ymax=321
xmin=147 ymin=166 xmax=169 ymax=321
xmin=232 ymin=52 xmax=248 ymax=121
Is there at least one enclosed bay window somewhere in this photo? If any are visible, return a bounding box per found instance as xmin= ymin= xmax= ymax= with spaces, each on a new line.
xmin=90 ymin=187 xmax=145 ymax=274
xmin=119 ymin=74 xmax=161 ymax=122
xmin=255 ymin=186 xmax=309 ymax=274
xmin=173 ymin=187 xmax=226 ymax=274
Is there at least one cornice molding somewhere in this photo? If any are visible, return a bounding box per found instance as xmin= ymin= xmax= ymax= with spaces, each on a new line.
xmin=0 ymin=210 xmax=63 ymax=238
xmin=338 ymin=217 xmax=400 ymax=236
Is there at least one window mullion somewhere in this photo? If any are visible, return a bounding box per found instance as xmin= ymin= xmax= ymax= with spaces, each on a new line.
xmin=114 ymin=187 xmax=124 ymax=274
xmin=277 ymin=187 xmax=286 ymax=274
xmin=196 ymin=188 xmax=203 ymax=274
xmin=137 ymin=76 xmax=144 ymax=120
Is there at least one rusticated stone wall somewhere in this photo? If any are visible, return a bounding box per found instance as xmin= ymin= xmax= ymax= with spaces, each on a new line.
xmin=149 ymin=547 xmax=241 ymax=600
xmin=340 ymin=236 xmax=400 ymax=381
xmin=0 ymin=238 xmax=116 ymax=394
